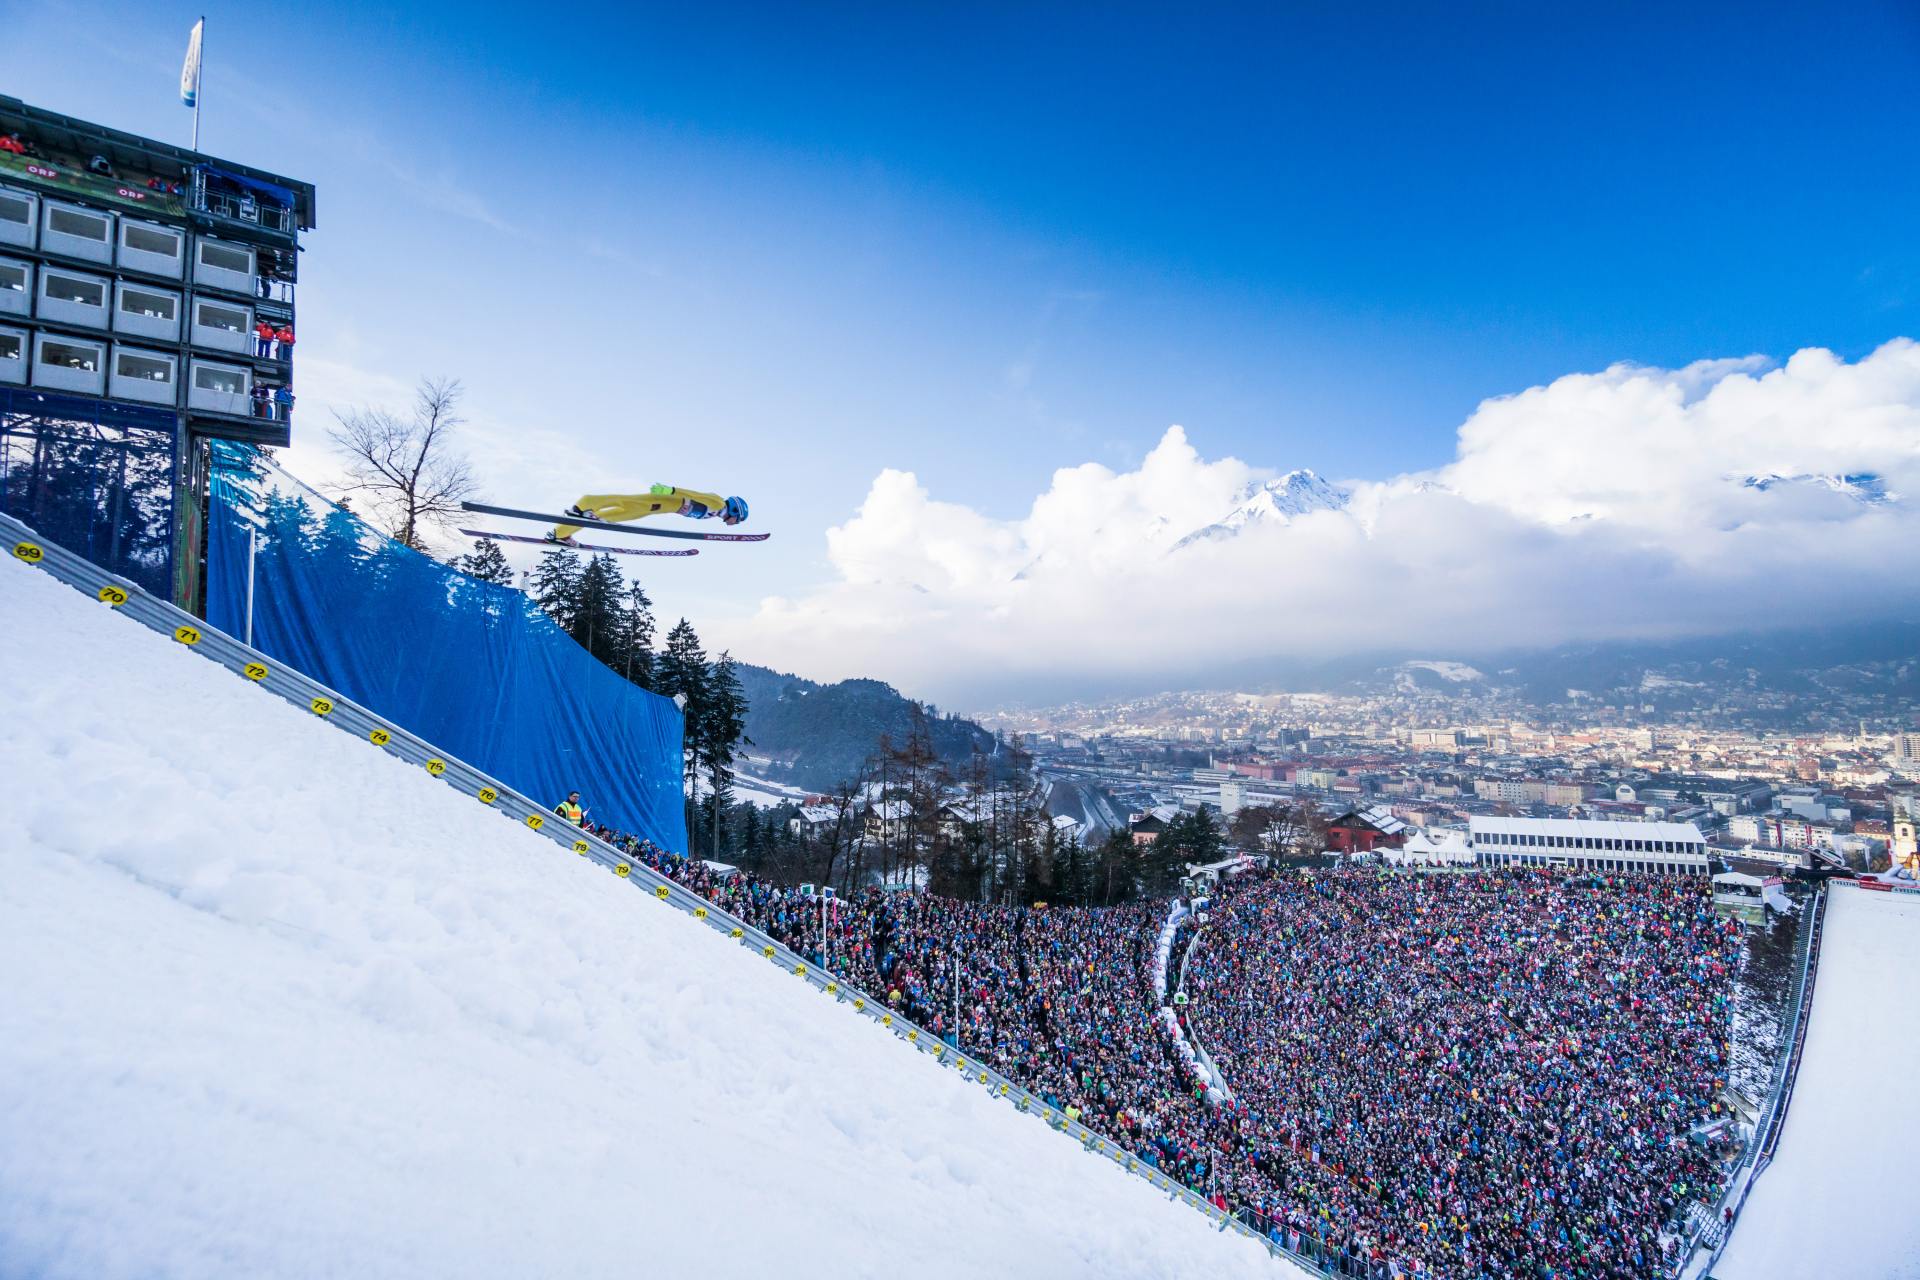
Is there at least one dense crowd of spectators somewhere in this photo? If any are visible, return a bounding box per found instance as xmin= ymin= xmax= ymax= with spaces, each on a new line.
xmin=1181 ymin=871 xmax=1740 ymax=1278
xmin=575 ymin=812 xmax=1737 ymax=1280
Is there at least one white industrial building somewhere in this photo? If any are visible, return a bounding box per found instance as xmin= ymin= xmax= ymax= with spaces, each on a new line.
xmin=1469 ymin=816 xmax=1711 ymax=875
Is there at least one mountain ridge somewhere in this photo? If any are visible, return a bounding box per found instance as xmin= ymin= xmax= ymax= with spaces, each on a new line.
xmin=733 ymin=661 xmax=1001 ymax=791
xmin=1173 ymin=469 xmax=1350 ymax=549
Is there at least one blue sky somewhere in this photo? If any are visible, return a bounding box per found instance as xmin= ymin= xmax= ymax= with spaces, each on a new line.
xmin=9 ymin=2 xmax=1919 ymax=700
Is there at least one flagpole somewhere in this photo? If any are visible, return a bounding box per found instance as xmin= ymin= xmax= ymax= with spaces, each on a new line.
xmin=191 ymin=17 xmax=204 ymax=151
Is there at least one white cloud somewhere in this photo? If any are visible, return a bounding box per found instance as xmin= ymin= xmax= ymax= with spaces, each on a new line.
xmin=730 ymin=339 xmax=1920 ymax=704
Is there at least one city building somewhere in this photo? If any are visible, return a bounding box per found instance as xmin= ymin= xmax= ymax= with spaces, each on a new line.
xmin=1474 ymin=777 xmax=1594 ymax=806
xmin=1894 ymin=813 xmax=1918 ymax=875
xmin=1326 ymin=806 xmax=1408 ymax=854
xmin=1410 ymin=729 xmax=1462 ymax=749
xmin=1469 ymin=816 xmax=1711 ymax=875
xmin=1130 ymin=808 xmax=1175 ymax=846
xmin=0 ymin=95 xmax=316 ymax=607
xmin=1218 ymin=778 xmax=1247 ymax=815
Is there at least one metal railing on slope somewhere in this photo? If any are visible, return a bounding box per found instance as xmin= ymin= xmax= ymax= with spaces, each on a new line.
xmin=2 ymin=512 xmax=1309 ymax=1272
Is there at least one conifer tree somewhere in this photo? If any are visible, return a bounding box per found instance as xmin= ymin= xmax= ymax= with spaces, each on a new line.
xmin=452 ymin=535 xmax=514 ymax=585
xmin=527 ymin=548 xmax=584 ymax=633
xmin=697 ymin=652 xmax=750 ymax=852
xmin=657 ymin=619 xmax=712 ymax=798
xmin=616 ymin=580 xmax=656 ymax=689
xmin=573 ymin=553 xmax=625 ymax=663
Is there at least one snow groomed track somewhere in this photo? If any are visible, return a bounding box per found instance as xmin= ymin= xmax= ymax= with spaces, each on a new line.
xmin=1713 ymin=883 xmax=1920 ymax=1280
xmin=0 ymin=517 xmax=1297 ymax=1280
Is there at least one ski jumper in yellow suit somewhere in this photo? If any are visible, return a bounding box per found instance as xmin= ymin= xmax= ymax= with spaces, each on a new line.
xmin=553 ymin=485 xmax=743 ymax=541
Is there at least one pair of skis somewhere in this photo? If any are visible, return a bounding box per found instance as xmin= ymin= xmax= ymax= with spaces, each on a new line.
xmin=458 ymin=501 xmax=771 ymax=559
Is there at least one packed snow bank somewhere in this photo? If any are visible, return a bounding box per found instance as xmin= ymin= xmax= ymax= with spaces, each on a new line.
xmin=1716 ymin=887 xmax=1920 ymax=1280
xmin=0 ymin=563 xmax=1284 ymax=1280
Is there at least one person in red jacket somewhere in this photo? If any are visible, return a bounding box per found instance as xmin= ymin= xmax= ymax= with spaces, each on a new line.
xmin=254 ymin=320 xmax=275 ymax=358
xmin=274 ymin=324 xmax=295 ymax=360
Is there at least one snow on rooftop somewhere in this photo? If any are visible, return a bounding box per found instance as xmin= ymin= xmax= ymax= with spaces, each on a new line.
xmin=1715 ymin=886 xmax=1920 ymax=1280
xmin=0 ymin=563 xmax=1284 ymax=1280
xmin=1469 ymin=815 xmax=1708 ymax=843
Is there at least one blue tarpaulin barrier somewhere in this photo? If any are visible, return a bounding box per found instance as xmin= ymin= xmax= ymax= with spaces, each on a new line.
xmin=205 ymin=444 xmax=688 ymax=852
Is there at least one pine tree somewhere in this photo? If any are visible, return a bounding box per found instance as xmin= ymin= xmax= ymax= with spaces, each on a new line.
xmin=1095 ymin=828 xmax=1136 ymax=906
xmin=452 ymin=535 xmax=514 ymax=585
xmin=528 ymin=548 xmax=584 ymax=633
xmin=1058 ymin=832 xmax=1089 ymax=907
xmin=615 ymin=580 xmax=656 ymax=689
xmin=657 ymin=619 xmax=712 ymax=799
xmin=1143 ymin=806 xmax=1222 ymax=895
xmin=573 ymin=553 xmax=625 ymax=663
xmin=696 ymin=652 xmax=750 ymax=857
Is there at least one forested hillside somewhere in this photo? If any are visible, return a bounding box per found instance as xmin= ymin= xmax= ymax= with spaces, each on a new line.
xmin=735 ymin=663 xmax=999 ymax=791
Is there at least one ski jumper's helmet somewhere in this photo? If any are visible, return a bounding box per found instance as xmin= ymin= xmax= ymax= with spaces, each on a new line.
xmin=722 ymin=496 xmax=749 ymax=523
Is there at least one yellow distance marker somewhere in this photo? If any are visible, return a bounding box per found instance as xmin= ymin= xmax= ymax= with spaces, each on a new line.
xmin=242 ymin=662 xmax=269 ymax=681
xmin=12 ymin=541 xmax=44 ymax=563
xmin=825 ymin=982 xmax=838 ymax=995
xmin=729 ymin=927 xmax=743 ymax=939
xmin=525 ymin=814 xmax=546 ymax=831
xmin=652 ymin=883 xmax=668 ymax=898
xmin=310 ymin=697 xmax=333 ymax=716
xmin=173 ymin=624 xmax=202 ymax=645
xmin=97 ymin=584 xmax=129 ymax=606
xmin=477 ymin=787 xmax=497 ymax=804
xmin=761 ymin=945 xmax=775 ymax=959
xmin=615 ymin=864 xmax=631 ymax=878
xmin=794 ymin=964 xmax=807 ymax=977
xmin=881 ymin=1014 xmax=893 ymax=1028
xmin=369 ymin=728 xmax=392 ymax=746
xmin=424 ymin=758 xmax=446 ymax=776
xmin=693 ymin=906 xmax=708 ymax=920
xmin=573 ymin=840 xmax=589 ymax=855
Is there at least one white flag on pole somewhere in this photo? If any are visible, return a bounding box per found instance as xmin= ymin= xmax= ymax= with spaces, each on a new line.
xmin=181 ymin=19 xmax=204 ymax=107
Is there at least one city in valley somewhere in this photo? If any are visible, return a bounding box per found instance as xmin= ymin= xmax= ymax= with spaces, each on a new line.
xmin=981 ymin=685 xmax=1920 ymax=878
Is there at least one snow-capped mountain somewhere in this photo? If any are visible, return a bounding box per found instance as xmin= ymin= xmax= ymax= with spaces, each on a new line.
xmin=1740 ymin=472 xmax=1894 ymax=504
xmin=1174 ymin=469 xmax=1350 ymax=548
xmin=1398 ymin=659 xmax=1485 ymax=683
xmin=1384 ymin=659 xmax=1486 ymax=694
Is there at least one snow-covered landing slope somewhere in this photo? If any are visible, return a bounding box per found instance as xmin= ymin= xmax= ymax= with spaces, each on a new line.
xmin=1716 ymin=887 xmax=1920 ymax=1280
xmin=0 ymin=563 xmax=1283 ymax=1280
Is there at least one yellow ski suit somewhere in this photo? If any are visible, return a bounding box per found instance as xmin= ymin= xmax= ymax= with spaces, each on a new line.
xmin=554 ymin=486 xmax=727 ymax=541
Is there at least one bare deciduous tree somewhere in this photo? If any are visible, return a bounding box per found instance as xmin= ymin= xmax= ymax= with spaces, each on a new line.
xmin=328 ymin=377 xmax=477 ymax=549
